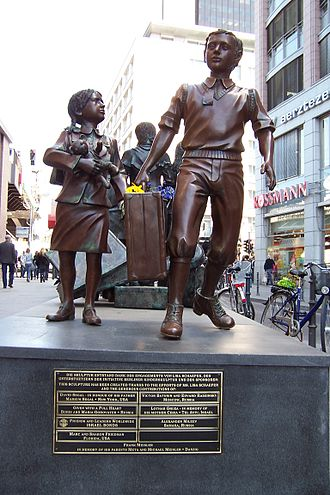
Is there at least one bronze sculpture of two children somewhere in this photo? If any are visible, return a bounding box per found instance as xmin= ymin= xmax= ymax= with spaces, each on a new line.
xmin=44 ymin=29 xmax=276 ymax=337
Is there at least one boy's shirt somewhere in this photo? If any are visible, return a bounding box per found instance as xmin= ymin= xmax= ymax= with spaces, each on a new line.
xmin=159 ymin=77 xmax=275 ymax=154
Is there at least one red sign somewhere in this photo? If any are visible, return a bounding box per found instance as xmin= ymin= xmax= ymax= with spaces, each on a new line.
xmin=48 ymin=214 xmax=56 ymax=229
xmin=254 ymin=181 xmax=307 ymax=209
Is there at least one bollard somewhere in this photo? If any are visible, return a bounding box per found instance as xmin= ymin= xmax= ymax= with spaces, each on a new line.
xmin=256 ymin=272 xmax=260 ymax=296
xmin=245 ymin=271 xmax=251 ymax=300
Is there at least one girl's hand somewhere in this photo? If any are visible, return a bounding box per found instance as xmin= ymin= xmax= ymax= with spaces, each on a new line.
xmin=77 ymin=157 xmax=102 ymax=176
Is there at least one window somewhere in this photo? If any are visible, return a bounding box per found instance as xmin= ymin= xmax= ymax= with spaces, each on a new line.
xmin=321 ymin=0 xmax=330 ymax=30
xmin=274 ymin=128 xmax=303 ymax=181
xmin=195 ymin=0 xmax=254 ymax=34
xmin=267 ymin=0 xmax=303 ymax=70
xmin=320 ymin=34 xmax=330 ymax=78
xmin=321 ymin=115 xmax=330 ymax=169
xmin=267 ymin=56 xmax=303 ymax=109
xmin=268 ymin=0 xmax=286 ymax=15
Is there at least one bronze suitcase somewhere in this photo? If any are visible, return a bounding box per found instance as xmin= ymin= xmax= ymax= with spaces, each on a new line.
xmin=124 ymin=192 xmax=167 ymax=281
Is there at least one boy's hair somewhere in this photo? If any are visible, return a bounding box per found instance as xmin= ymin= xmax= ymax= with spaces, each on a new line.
xmin=204 ymin=29 xmax=243 ymax=66
xmin=135 ymin=122 xmax=156 ymax=145
xmin=68 ymin=89 xmax=95 ymax=124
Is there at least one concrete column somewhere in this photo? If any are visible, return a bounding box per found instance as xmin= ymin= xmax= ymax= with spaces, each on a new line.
xmin=255 ymin=0 xmax=269 ymax=103
xmin=303 ymin=119 xmax=323 ymax=263
xmin=0 ymin=134 xmax=9 ymax=240
xmin=304 ymin=1 xmax=321 ymax=88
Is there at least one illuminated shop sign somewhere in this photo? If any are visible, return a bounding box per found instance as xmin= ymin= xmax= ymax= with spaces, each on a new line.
xmin=279 ymin=90 xmax=329 ymax=124
xmin=254 ymin=181 xmax=307 ymax=209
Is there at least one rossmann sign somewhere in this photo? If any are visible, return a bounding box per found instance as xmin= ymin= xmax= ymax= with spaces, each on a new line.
xmin=254 ymin=181 xmax=308 ymax=209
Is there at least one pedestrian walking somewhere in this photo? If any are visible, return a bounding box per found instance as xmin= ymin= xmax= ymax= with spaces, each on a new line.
xmin=24 ymin=248 xmax=34 ymax=282
xmin=19 ymin=251 xmax=26 ymax=278
xmin=264 ymin=256 xmax=275 ymax=285
xmin=36 ymin=249 xmax=49 ymax=283
xmin=0 ymin=235 xmax=17 ymax=288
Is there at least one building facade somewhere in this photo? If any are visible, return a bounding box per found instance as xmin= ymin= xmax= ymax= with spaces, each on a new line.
xmin=254 ymin=0 xmax=330 ymax=277
xmin=103 ymin=22 xmax=257 ymax=243
xmin=0 ymin=119 xmax=38 ymax=248
xmin=195 ymin=0 xmax=255 ymax=33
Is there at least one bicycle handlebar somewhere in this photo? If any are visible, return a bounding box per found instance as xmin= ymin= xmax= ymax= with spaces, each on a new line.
xmin=304 ymin=262 xmax=330 ymax=273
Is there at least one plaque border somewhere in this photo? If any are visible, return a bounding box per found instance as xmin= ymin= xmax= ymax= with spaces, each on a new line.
xmin=53 ymin=370 xmax=223 ymax=455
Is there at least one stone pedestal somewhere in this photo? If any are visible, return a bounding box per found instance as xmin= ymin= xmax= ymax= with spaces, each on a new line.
xmin=0 ymin=300 xmax=329 ymax=495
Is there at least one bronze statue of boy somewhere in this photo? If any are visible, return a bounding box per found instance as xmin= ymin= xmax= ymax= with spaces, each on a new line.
xmin=135 ymin=29 xmax=276 ymax=339
xmin=44 ymin=89 xmax=125 ymax=326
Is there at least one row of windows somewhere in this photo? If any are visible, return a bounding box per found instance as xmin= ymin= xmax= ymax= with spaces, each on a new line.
xmin=274 ymin=127 xmax=303 ymax=181
xmin=195 ymin=0 xmax=254 ymax=34
xmin=267 ymin=56 xmax=303 ymax=110
xmin=107 ymin=59 xmax=134 ymax=113
xmin=267 ymin=0 xmax=303 ymax=50
xmin=267 ymin=1 xmax=329 ymax=110
xmin=273 ymin=114 xmax=330 ymax=182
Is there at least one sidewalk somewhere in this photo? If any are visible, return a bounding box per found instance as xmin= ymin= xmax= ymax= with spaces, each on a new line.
xmin=250 ymin=282 xmax=272 ymax=302
xmin=0 ymin=274 xmax=308 ymax=319
xmin=0 ymin=275 xmax=58 ymax=318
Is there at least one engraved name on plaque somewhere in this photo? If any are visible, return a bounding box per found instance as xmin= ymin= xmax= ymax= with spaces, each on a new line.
xmin=53 ymin=371 xmax=223 ymax=454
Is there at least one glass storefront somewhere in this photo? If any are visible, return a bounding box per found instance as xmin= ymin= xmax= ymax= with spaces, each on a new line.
xmin=324 ymin=206 xmax=330 ymax=263
xmin=268 ymin=211 xmax=304 ymax=277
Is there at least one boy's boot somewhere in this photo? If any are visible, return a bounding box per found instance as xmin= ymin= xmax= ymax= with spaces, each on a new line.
xmin=193 ymin=288 xmax=235 ymax=329
xmin=160 ymin=303 xmax=184 ymax=339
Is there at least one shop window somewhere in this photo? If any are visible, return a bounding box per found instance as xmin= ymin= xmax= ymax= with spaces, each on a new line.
xmin=324 ymin=205 xmax=330 ymax=263
xmin=320 ymin=34 xmax=330 ymax=78
xmin=267 ymin=56 xmax=303 ymax=109
xmin=274 ymin=127 xmax=303 ymax=181
xmin=269 ymin=211 xmax=304 ymax=276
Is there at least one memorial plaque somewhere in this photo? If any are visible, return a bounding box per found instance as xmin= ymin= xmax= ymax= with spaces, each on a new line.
xmin=53 ymin=371 xmax=223 ymax=454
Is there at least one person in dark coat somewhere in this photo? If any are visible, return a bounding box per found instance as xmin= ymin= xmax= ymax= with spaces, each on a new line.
xmin=264 ymin=256 xmax=275 ymax=285
xmin=35 ymin=249 xmax=49 ymax=283
xmin=0 ymin=235 xmax=17 ymax=288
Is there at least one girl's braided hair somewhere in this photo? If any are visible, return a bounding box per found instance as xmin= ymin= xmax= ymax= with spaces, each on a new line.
xmin=67 ymin=89 xmax=95 ymax=125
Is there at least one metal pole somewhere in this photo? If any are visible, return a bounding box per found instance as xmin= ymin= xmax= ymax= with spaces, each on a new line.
xmin=256 ymin=272 xmax=260 ymax=296
xmin=245 ymin=271 xmax=251 ymax=302
xmin=308 ymin=273 xmax=317 ymax=347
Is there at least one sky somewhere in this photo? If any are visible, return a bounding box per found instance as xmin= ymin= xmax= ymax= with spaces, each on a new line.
xmin=0 ymin=0 xmax=165 ymax=169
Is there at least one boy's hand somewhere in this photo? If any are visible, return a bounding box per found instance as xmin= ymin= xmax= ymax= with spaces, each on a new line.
xmin=261 ymin=161 xmax=276 ymax=191
xmin=134 ymin=170 xmax=149 ymax=186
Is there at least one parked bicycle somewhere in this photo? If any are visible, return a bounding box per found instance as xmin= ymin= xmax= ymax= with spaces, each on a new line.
xmin=218 ymin=261 xmax=255 ymax=320
xmin=260 ymin=262 xmax=330 ymax=352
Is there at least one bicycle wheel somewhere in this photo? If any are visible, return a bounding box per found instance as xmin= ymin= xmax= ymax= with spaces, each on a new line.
xmin=218 ymin=287 xmax=233 ymax=312
xmin=260 ymin=290 xmax=294 ymax=334
xmin=229 ymin=287 xmax=236 ymax=311
xmin=235 ymin=288 xmax=247 ymax=315
xmin=320 ymin=296 xmax=330 ymax=353
xmin=246 ymin=301 xmax=255 ymax=320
